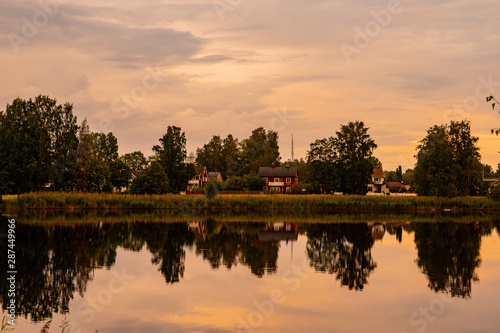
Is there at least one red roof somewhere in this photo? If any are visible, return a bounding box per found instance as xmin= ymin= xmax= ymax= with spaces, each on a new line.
xmin=372 ymin=168 xmax=384 ymax=178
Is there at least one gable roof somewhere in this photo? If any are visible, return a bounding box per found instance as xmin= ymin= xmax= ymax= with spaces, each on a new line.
xmin=195 ymin=166 xmax=206 ymax=175
xmin=372 ymin=168 xmax=384 ymax=178
xmin=386 ymin=181 xmax=405 ymax=188
xmin=258 ymin=166 xmax=298 ymax=177
xmin=207 ymin=172 xmax=221 ymax=178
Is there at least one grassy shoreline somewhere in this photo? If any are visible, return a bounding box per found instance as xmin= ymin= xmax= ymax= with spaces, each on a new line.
xmin=2 ymin=192 xmax=500 ymax=213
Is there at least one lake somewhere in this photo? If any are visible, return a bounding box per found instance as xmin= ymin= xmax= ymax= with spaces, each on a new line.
xmin=1 ymin=213 xmax=500 ymax=333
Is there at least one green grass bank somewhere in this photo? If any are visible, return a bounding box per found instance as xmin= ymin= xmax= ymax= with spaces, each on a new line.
xmin=2 ymin=192 xmax=500 ymax=213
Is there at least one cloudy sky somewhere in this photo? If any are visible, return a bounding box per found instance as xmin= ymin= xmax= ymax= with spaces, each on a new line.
xmin=1 ymin=0 xmax=499 ymax=170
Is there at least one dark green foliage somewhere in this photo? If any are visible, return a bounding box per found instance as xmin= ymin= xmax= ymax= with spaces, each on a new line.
xmin=306 ymin=121 xmax=377 ymax=194
xmin=307 ymin=137 xmax=338 ymax=193
xmin=240 ymin=127 xmax=280 ymax=174
xmin=153 ymin=126 xmax=194 ymax=193
xmin=130 ymin=161 xmax=169 ymax=194
xmin=244 ymin=173 xmax=266 ymax=191
xmin=415 ymin=120 xmax=481 ymax=197
xmin=489 ymin=185 xmax=500 ymax=200
xmin=334 ymin=121 xmax=377 ymax=194
xmin=0 ymin=95 xmax=79 ymax=194
xmin=122 ymin=151 xmax=148 ymax=176
xmin=72 ymin=119 xmax=94 ymax=191
xmin=204 ymin=181 xmax=218 ymax=199
xmin=196 ymin=134 xmax=241 ymax=178
xmin=109 ymin=159 xmax=132 ymax=189
xmin=222 ymin=173 xmax=265 ymax=191
xmin=94 ymin=132 xmax=119 ymax=162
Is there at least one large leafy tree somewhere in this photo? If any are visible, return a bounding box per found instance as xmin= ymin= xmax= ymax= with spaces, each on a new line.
xmin=122 ymin=151 xmax=149 ymax=176
xmin=72 ymin=119 xmax=95 ymax=191
xmin=240 ymin=127 xmax=280 ymax=174
xmin=130 ymin=161 xmax=169 ymax=194
xmin=333 ymin=121 xmax=377 ymax=194
xmin=196 ymin=134 xmax=242 ymax=178
xmin=306 ymin=121 xmax=377 ymax=194
xmin=306 ymin=137 xmax=338 ymax=193
xmin=196 ymin=135 xmax=226 ymax=173
xmin=414 ymin=120 xmax=481 ymax=197
xmin=153 ymin=126 xmax=195 ymax=193
xmin=0 ymin=95 xmax=78 ymax=196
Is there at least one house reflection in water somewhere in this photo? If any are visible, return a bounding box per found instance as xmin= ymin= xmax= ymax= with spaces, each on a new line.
xmin=188 ymin=221 xmax=207 ymax=242
xmin=368 ymin=222 xmax=409 ymax=243
xmin=368 ymin=223 xmax=386 ymax=241
xmin=258 ymin=222 xmax=298 ymax=242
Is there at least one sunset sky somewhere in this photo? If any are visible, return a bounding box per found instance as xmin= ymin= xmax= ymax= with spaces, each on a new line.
xmin=1 ymin=0 xmax=499 ymax=171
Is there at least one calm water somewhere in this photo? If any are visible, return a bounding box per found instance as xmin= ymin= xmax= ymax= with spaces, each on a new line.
xmin=1 ymin=215 xmax=500 ymax=333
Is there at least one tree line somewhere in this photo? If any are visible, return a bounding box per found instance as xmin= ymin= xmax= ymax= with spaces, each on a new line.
xmin=0 ymin=95 xmax=498 ymax=197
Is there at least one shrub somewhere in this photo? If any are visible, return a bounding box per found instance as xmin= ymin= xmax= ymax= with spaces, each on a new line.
xmin=204 ymin=181 xmax=218 ymax=199
xmin=489 ymin=185 xmax=500 ymax=200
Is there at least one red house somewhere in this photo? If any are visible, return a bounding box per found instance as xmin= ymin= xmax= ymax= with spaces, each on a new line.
xmin=258 ymin=166 xmax=298 ymax=193
xmin=187 ymin=166 xmax=208 ymax=191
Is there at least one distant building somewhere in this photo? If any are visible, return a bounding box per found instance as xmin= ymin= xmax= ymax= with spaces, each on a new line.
xmin=187 ymin=166 xmax=208 ymax=191
xmin=258 ymin=166 xmax=298 ymax=193
xmin=367 ymin=168 xmax=388 ymax=194
xmin=208 ymin=171 xmax=223 ymax=182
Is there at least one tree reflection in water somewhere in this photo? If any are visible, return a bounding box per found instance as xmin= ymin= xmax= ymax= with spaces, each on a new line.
xmin=191 ymin=220 xmax=280 ymax=277
xmin=0 ymin=216 xmax=496 ymax=323
xmin=304 ymin=223 xmax=376 ymax=291
xmin=413 ymin=222 xmax=493 ymax=298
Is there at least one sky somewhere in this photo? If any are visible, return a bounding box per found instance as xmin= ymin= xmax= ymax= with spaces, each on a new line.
xmin=1 ymin=0 xmax=499 ymax=171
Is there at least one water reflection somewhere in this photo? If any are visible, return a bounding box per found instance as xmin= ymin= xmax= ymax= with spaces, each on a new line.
xmin=0 ymin=215 xmax=499 ymax=324
xmin=413 ymin=223 xmax=487 ymax=298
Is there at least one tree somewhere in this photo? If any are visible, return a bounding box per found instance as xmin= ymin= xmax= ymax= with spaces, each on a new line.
xmin=196 ymin=135 xmax=226 ymax=174
xmin=486 ymin=95 xmax=500 ymax=135
xmin=448 ymin=120 xmax=482 ymax=196
xmin=153 ymin=126 xmax=195 ymax=193
xmin=385 ymin=171 xmax=398 ymax=182
xmin=396 ymin=165 xmax=403 ymax=182
xmin=130 ymin=161 xmax=169 ymax=194
xmin=306 ymin=137 xmax=337 ymax=193
xmin=240 ymin=127 xmax=280 ymax=174
xmin=244 ymin=173 xmax=266 ymax=191
xmin=0 ymin=95 xmax=78 ymax=196
xmin=122 ymin=151 xmax=148 ymax=176
xmin=333 ymin=121 xmax=378 ymax=194
xmin=72 ymin=119 xmax=95 ymax=191
xmin=204 ymin=181 xmax=218 ymax=199
xmin=403 ymin=169 xmax=416 ymax=188
xmin=223 ymin=134 xmax=241 ymax=177
xmin=414 ymin=120 xmax=481 ymax=197
xmin=94 ymin=132 xmax=119 ymax=163
xmin=109 ymin=159 xmax=132 ymax=190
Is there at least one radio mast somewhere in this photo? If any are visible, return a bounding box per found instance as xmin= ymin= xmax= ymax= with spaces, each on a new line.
xmin=291 ymin=134 xmax=294 ymax=161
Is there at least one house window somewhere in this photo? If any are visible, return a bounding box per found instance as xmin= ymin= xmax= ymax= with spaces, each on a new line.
xmin=274 ymin=178 xmax=280 ymax=182
xmin=286 ymin=177 xmax=291 ymax=183
xmin=286 ymin=187 xmax=291 ymax=192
